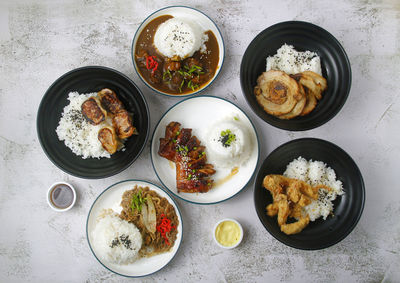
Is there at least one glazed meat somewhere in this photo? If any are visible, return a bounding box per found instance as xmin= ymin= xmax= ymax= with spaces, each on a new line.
xmin=158 ymin=122 xmax=216 ymax=193
xmin=112 ymin=110 xmax=137 ymax=139
xmin=254 ymin=70 xmax=304 ymax=116
xmin=98 ymin=88 xmax=124 ymax=114
xmin=81 ymin=97 xmax=106 ymax=125
xmin=98 ymin=126 xmax=118 ymax=154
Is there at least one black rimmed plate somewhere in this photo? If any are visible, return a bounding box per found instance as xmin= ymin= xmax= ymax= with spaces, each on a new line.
xmin=240 ymin=21 xmax=351 ymax=131
xmin=86 ymin=179 xmax=183 ymax=277
xmin=254 ymin=138 xmax=365 ymax=250
xmin=36 ymin=66 xmax=149 ymax=179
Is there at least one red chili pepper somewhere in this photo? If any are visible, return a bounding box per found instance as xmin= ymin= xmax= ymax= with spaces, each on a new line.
xmin=146 ymin=55 xmax=158 ymax=75
xmin=157 ymin=213 xmax=175 ymax=245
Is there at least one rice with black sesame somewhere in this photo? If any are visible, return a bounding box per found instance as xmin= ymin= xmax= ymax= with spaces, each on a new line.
xmin=266 ymin=44 xmax=322 ymax=75
xmin=91 ymin=209 xmax=142 ymax=265
xmin=284 ymin=156 xmax=344 ymax=221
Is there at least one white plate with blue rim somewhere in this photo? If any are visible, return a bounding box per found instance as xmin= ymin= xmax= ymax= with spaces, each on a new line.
xmin=131 ymin=6 xmax=225 ymax=97
xmin=86 ymin=180 xmax=183 ymax=277
xmin=151 ymin=96 xmax=260 ymax=204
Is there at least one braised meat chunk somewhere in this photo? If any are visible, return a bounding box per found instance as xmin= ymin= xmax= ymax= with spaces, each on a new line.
xmin=98 ymin=126 xmax=118 ymax=154
xmin=112 ymin=110 xmax=137 ymax=139
xmin=158 ymin=121 xmax=216 ymax=193
xmin=81 ymin=97 xmax=106 ymax=125
xmin=98 ymin=88 xmax=124 ymax=114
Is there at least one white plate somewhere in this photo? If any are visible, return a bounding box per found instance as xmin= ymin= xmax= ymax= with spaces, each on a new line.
xmin=131 ymin=6 xmax=225 ymax=97
xmin=151 ymin=96 xmax=260 ymax=204
xmin=86 ymin=180 xmax=183 ymax=277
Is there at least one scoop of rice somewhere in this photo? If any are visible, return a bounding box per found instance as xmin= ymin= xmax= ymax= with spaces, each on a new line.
xmin=266 ymin=44 xmax=322 ymax=75
xmin=284 ymin=156 xmax=344 ymax=221
xmin=205 ymin=116 xmax=252 ymax=168
xmin=153 ymin=18 xmax=208 ymax=58
xmin=91 ymin=210 xmax=142 ymax=265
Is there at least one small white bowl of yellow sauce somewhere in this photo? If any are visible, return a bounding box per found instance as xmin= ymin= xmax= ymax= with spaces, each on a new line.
xmin=213 ymin=218 xmax=243 ymax=249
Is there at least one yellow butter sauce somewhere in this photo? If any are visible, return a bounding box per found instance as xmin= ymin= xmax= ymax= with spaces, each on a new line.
xmin=213 ymin=167 xmax=239 ymax=188
xmin=215 ymin=220 xmax=241 ymax=247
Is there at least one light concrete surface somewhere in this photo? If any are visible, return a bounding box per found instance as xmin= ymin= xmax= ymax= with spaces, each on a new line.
xmin=0 ymin=0 xmax=399 ymax=282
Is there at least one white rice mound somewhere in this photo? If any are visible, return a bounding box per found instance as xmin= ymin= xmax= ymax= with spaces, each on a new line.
xmin=56 ymin=92 xmax=117 ymax=159
xmin=91 ymin=210 xmax=142 ymax=265
xmin=205 ymin=115 xmax=252 ymax=168
xmin=266 ymin=44 xmax=322 ymax=75
xmin=153 ymin=18 xmax=208 ymax=59
xmin=284 ymin=156 xmax=344 ymax=221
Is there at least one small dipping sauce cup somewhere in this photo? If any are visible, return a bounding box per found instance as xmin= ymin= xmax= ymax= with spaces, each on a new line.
xmin=47 ymin=182 xmax=76 ymax=212
xmin=213 ymin=218 xmax=243 ymax=249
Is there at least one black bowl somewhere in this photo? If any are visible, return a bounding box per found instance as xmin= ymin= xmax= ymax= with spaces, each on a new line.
xmin=240 ymin=21 xmax=351 ymax=131
xmin=254 ymin=138 xmax=365 ymax=250
xmin=37 ymin=66 xmax=149 ymax=179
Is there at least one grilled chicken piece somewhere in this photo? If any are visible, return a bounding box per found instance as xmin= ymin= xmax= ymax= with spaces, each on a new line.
xmin=98 ymin=126 xmax=118 ymax=154
xmin=158 ymin=121 xmax=215 ymax=193
xmin=98 ymin=88 xmax=125 ymax=114
xmin=81 ymin=97 xmax=106 ymax=125
xmin=112 ymin=110 xmax=137 ymax=139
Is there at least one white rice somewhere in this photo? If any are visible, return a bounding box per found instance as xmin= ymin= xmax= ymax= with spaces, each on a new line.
xmin=266 ymin=44 xmax=322 ymax=75
xmin=153 ymin=18 xmax=208 ymax=59
xmin=56 ymin=92 xmax=120 ymax=159
xmin=284 ymin=156 xmax=344 ymax=221
xmin=91 ymin=210 xmax=142 ymax=265
xmin=205 ymin=115 xmax=252 ymax=168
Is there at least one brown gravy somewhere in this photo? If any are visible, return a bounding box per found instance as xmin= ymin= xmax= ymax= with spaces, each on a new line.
xmin=135 ymin=15 xmax=220 ymax=95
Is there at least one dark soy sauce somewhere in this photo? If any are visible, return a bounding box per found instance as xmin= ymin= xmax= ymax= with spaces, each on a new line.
xmin=50 ymin=184 xmax=74 ymax=209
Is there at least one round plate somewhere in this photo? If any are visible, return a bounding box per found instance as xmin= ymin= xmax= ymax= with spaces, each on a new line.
xmin=131 ymin=6 xmax=225 ymax=97
xmin=240 ymin=21 xmax=351 ymax=131
xmin=151 ymin=96 xmax=259 ymax=204
xmin=86 ymin=179 xmax=183 ymax=277
xmin=254 ymin=138 xmax=365 ymax=250
xmin=36 ymin=66 xmax=149 ymax=179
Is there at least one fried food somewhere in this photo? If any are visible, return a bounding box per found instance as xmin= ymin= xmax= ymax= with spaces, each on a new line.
xmin=280 ymin=216 xmax=310 ymax=235
xmin=263 ymin=174 xmax=332 ymax=235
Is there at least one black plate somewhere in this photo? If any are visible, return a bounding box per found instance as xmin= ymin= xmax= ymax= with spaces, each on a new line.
xmin=240 ymin=21 xmax=351 ymax=131
xmin=37 ymin=66 xmax=149 ymax=179
xmin=254 ymin=138 xmax=365 ymax=250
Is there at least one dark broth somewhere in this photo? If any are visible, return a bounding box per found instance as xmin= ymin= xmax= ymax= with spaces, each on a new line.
xmin=50 ymin=184 xmax=74 ymax=209
xmin=135 ymin=15 xmax=220 ymax=95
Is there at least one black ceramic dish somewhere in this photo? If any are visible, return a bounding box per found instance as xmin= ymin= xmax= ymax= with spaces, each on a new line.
xmin=37 ymin=66 xmax=149 ymax=179
xmin=240 ymin=21 xmax=351 ymax=131
xmin=254 ymin=138 xmax=365 ymax=250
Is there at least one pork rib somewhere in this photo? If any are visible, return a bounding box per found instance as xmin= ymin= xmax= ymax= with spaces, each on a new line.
xmin=158 ymin=122 xmax=216 ymax=193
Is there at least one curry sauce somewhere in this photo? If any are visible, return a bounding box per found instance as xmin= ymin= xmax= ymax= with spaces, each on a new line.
xmin=135 ymin=15 xmax=220 ymax=95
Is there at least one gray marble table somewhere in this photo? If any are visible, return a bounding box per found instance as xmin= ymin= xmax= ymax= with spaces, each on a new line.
xmin=1 ymin=0 xmax=399 ymax=282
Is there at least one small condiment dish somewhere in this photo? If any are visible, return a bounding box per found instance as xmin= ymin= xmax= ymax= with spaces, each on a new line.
xmin=213 ymin=218 xmax=243 ymax=249
xmin=47 ymin=181 xmax=76 ymax=212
